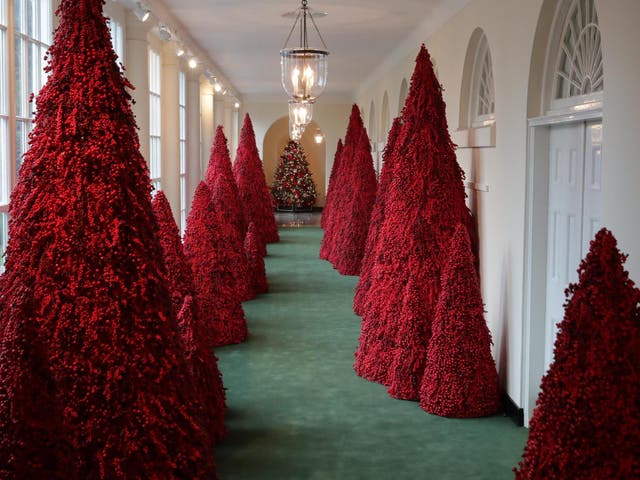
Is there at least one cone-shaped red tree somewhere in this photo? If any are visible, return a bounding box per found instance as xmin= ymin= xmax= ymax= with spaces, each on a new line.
xmin=354 ymin=45 xmax=475 ymax=392
xmin=151 ymin=191 xmax=227 ymax=440
xmin=320 ymin=138 xmax=343 ymax=230
xmin=330 ymin=131 xmax=378 ymax=275
xmin=245 ymin=222 xmax=269 ymax=295
xmin=515 ymin=229 xmax=640 ymax=479
xmin=178 ymin=296 xmax=227 ymax=443
xmin=184 ymin=182 xmax=249 ymax=347
xmin=234 ymin=114 xmax=279 ymax=244
xmin=207 ymin=126 xmax=253 ymax=302
xmin=0 ymin=0 xmax=216 ymax=477
xmin=271 ymin=140 xmax=317 ymax=208
xmin=320 ymin=105 xmax=365 ymax=261
xmin=419 ymin=225 xmax=500 ymax=416
xmin=353 ymin=117 xmax=402 ymax=315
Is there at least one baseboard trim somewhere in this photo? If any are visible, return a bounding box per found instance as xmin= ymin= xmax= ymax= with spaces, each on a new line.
xmin=502 ymin=392 xmax=525 ymax=427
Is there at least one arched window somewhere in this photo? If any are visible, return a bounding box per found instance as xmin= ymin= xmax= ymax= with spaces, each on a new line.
xmin=469 ymin=32 xmax=495 ymax=127
xmin=551 ymin=0 xmax=602 ymax=108
xmin=398 ymin=78 xmax=408 ymax=115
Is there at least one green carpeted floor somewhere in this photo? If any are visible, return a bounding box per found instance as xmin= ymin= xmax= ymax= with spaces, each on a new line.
xmin=215 ymin=227 xmax=528 ymax=479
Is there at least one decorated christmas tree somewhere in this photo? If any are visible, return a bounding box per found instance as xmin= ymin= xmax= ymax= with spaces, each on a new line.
xmin=271 ymin=140 xmax=317 ymax=209
xmin=151 ymin=192 xmax=227 ymax=441
xmin=353 ymin=117 xmax=402 ymax=316
xmin=320 ymin=138 xmax=343 ymax=229
xmin=419 ymin=224 xmax=500 ymax=416
xmin=184 ymin=182 xmax=249 ymax=347
xmin=207 ymin=126 xmax=253 ymax=302
xmin=319 ymin=105 xmax=364 ymax=261
xmin=245 ymin=222 xmax=269 ymax=295
xmin=354 ymin=45 xmax=475 ymax=394
xmin=234 ymin=113 xmax=280 ymax=244
xmin=330 ymin=131 xmax=377 ymax=275
xmin=515 ymin=229 xmax=639 ymax=479
xmin=0 ymin=0 xmax=215 ymax=477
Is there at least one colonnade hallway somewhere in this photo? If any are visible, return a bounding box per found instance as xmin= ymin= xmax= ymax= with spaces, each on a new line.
xmin=215 ymin=227 xmax=527 ymax=479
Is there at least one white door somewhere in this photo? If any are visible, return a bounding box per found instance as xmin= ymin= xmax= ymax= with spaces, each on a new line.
xmin=544 ymin=121 xmax=602 ymax=370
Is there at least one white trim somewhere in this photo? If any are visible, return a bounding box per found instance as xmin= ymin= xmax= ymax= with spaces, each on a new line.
xmin=528 ymin=103 xmax=602 ymax=127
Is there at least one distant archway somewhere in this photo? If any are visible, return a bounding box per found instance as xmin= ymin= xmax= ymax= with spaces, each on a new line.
xmin=380 ymin=91 xmax=390 ymax=141
xmin=263 ymin=117 xmax=327 ymax=206
xmin=368 ymin=101 xmax=376 ymax=143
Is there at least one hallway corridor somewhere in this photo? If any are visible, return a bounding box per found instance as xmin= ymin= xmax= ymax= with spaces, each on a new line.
xmin=215 ymin=227 xmax=527 ymax=479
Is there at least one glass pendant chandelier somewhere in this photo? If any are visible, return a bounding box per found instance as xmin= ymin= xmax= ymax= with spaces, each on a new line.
xmin=281 ymin=0 xmax=329 ymax=103
xmin=288 ymin=100 xmax=313 ymax=141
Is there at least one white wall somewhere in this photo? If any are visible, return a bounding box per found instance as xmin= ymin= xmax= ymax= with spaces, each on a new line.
xmin=355 ymin=0 xmax=640 ymax=419
xmin=241 ymin=100 xmax=352 ymax=196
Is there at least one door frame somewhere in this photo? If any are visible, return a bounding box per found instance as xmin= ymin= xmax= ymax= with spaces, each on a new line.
xmin=521 ymin=105 xmax=602 ymax=425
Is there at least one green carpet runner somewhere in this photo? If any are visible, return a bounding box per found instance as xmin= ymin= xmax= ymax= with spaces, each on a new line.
xmin=215 ymin=227 xmax=527 ymax=479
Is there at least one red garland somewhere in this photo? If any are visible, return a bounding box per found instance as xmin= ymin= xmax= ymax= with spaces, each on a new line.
xmin=245 ymin=222 xmax=269 ymax=295
xmin=207 ymin=126 xmax=253 ymax=302
xmin=152 ymin=192 xmax=227 ymax=441
xmin=0 ymin=0 xmax=216 ymax=477
xmin=233 ymin=114 xmax=279 ymax=244
xmin=515 ymin=228 xmax=640 ymax=479
xmin=183 ymin=182 xmax=248 ymax=347
xmin=320 ymin=138 xmax=343 ymax=230
xmin=353 ymin=117 xmax=402 ymax=315
xmin=419 ymin=224 xmax=500 ymax=416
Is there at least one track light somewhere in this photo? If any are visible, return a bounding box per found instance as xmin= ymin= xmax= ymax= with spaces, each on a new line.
xmin=134 ymin=2 xmax=150 ymax=22
xmin=175 ymin=44 xmax=185 ymax=57
xmin=188 ymin=57 xmax=198 ymax=69
xmin=214 ymin=82 xmax=222 ymax=93
xmin=158 ymin=24 xmax=171 ymax=42
xmin=234 ymin=102 xmax=240 ymax=109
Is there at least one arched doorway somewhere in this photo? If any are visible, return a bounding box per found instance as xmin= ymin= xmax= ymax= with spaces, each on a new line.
xmin=263 ymin=117 xmax=327 ymax=206
xmin=523 ymin=0 xmax=604 ymax=424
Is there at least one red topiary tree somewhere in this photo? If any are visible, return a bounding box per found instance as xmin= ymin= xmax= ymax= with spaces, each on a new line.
xmin=151 ymin=191 xmax=227 ymax=441
xmin=245 ymin=222 xmax=269 ymax=295
xmin=178 ymin=296 xmax=227 ymax=443
xmin=319 ymin=105 xmax=364 ymax=261
xmin=353 ymin=117 xmax=401 ymax=316
xmin=354 ymin=45 xmax=475 ymax=394
xmin=0 ymin=0 xmax=216 ymax=477
xmin=184 ymin=182 xmax=249 ymax=347
xmin=207 ymin=126 xmax=253 ymax=302
xmin=331 ymin=131 xmax=378 ymax=275
xmin=419 ymin=224 xmax=500 ymax=416
xmin=234 ymin=113 xmax=279 ymax=244
xmin=320 ymin=138 xmax=343 ymax=230
xmin=515 ymin=228 xmax=640 ymax=479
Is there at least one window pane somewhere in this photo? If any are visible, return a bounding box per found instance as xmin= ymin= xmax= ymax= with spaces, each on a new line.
xmin=14 ymin=0 xmax=23 ymax=33
xmin=39 ymin=0 xmax=51 ymax=44
xmin=16 ymin=120 xmax=29 ymax=174
xmin=0 ymin=29 xmax=6 ymax=115
xmin=26 ymin=0 xmax=35 ymax=37
xmin=0 ymin=118 xmax=8 ymax=204
xmin=14 ymin=36 xmax=25 ymax=117
xmin=0 ymin=0 xmax=6 ymax=25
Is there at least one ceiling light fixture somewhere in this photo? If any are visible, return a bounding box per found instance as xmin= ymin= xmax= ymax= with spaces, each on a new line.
xmin=313 ymin=128 xmax=324 ymax=144
xmin=134 ymin=2 xmax=150 ymax=22
xmin=280 ymin=0 xmax=328 ymax=103
xmin=234 ymin=102 xmax=240 ymax=109
xmin=175 ymin=44 xmax=185 ymax=57
xmin=188 ymin=57 xmax=198 ymax=69
xmin=214 ymin=82 xmax=222 ymax=93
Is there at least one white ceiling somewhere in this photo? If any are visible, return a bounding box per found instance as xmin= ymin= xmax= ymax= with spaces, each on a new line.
xmin=158 ymin=0 xmax=471 ymax=101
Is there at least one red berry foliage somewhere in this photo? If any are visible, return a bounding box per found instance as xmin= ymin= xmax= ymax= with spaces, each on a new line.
xmin=234 ymin=114 xmax=279 ymax=244
xmin=245 ymin=222 xmax=269 ymax=295
xmin=331 ymin=131 xmax=378 ymax=275
xmin=152 ymin=191 xmax=227 ymax=441
xmin=353 ymin=117 xmax=402 ymax=315
xmin=354 ymin=45 xmax=475 ymax=394
xmin=320 ymin=138 xmax=343 ymax=230
xmin=178 ymin=296 xmax=227 ymax=444
xmin=207 ymin=126 xmax=253 ymax=302
xmin=0 ymin=1 xmax=216 ymax=477
xmin=420 ymin=225 xmax=500 ymax=416
xmin=515 ymin=229 xmax=640 ymax=479
xmin=184 ymin=182 xmax=249 ymax=347
xmin=319 ymin=105 xmax=364 ymax=261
